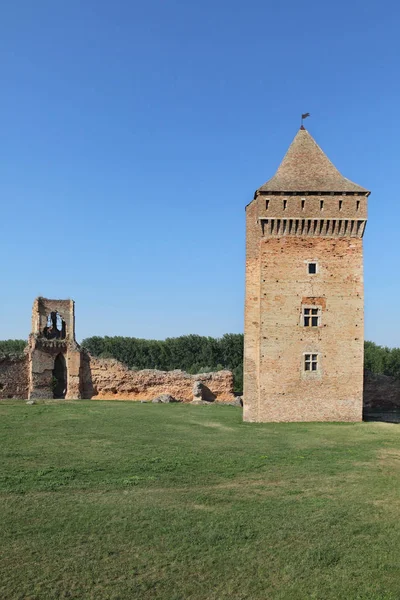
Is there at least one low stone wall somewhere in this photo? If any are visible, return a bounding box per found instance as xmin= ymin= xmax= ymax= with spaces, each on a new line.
xmin=363 ymin=370 xmax=400 ymax=411
xmin=0 ymin=355 xmax=29 ymax=399
xmin=81 ymin=356 xmax=235 ymax=402
xmin=6 ymin=353 xmax=396 ymax=410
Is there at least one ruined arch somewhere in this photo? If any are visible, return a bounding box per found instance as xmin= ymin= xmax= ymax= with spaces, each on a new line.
xmin=28 ymin=298 xmax=82 ymax=400
xmin=53 ymin=353 xmax=67 ymax=399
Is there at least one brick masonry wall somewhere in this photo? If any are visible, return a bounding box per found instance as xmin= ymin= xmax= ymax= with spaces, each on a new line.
xmin=244 ymin=195 xmax=365 ymax=422
xmin=244 ymin=199 xmax=261 ymax=421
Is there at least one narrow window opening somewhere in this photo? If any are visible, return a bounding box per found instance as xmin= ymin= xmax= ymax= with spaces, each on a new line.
xmin=266 ymin=199 xmax=269 ymax=210
xmin=302 ymin=307 xmax=320 ymax=327
xmin=304 ymin=353 xmax=318 ymax=372
xmin=320 ymin=200 xmax=324 ymax=210
xmin=339 ymin=200 xmax=343 ymax=211
xmin=308 ymin=262 xmax=317 ymax=275
xmin=53 ymin=353 xmax=67 ymax=399
xmin=356 ymin=200 xmax=360 ymax=211
xmin=301 ymin=199 xmax=305 ymax=210
xmin=311 ymin=308 xmax=319 ymax=327
xmin=283 ymin=199 xmax=287 ymax=210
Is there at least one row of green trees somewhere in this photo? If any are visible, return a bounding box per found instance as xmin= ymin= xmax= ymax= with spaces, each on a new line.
xmin=364 ymin=341 xmax=400 ymax=379
xmin=2 ymin=337 xmax=399 ymax=392
xmin=0 ymin=339 xmax=27 ymax=358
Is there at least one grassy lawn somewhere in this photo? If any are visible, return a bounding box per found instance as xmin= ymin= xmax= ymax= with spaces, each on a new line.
xmin=1 ymin=401 xmax=400 ymax=599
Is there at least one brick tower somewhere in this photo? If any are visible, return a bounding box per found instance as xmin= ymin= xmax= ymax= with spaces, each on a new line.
xmin=244 ymin=127 xmax=369 ymax=422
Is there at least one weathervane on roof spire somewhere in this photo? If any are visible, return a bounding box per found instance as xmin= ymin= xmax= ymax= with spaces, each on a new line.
xmin=300 ymin=112 xmax=310 ymax=129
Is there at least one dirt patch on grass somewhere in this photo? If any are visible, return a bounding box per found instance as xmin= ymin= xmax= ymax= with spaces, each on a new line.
xmin=378 ymin=448 xmax=400 ymax=468
xmin=192 ymin=503 xmax=215 ymax=511
xmin=189 ymin=420 xmax=235 ymax=432
xmin=372 ymin=497 xmax=400 ymax=508
xmin=352 ymin=461 xmax=374 ymax=468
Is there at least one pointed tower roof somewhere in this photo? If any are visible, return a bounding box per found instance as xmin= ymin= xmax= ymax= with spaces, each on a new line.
xmin=257 ymin=127 xmax=368 ymax=194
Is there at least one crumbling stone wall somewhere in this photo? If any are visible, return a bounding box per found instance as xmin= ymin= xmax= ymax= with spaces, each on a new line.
xmin=81 ymin=355 xmax=235 ymax=402
xmin=0 ymin=355 xmax=29 ymax=399
xmin=1 ymin=347 xmax=399 ymax=412
xmin=31 ymin=298 xmax=76 ymax=340
xmin=28 ymin=341 xmax=82 ymax=400
xmin=0 ymin=351 xmax=234 ymax=402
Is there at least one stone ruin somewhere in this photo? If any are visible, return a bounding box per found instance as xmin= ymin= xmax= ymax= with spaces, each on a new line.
xmin=0 ymin=297 xmax=396 ymax=411
xmin=0 ymin=297 xmax=236 ymax=403
xmin=28 ymin=298 xmax=81 ymax=399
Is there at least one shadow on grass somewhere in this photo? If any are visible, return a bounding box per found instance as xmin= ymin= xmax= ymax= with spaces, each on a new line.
xmin=363 ymin=409 xmax=400 ymax=423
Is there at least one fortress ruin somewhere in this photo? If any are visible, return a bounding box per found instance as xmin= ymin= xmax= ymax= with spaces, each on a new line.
xmin=29 ymin=298 xmax=81 ymax=399
xmin=0 ymin=297 xmax=235 ymax=403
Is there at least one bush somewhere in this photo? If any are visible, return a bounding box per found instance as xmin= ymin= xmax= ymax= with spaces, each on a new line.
xmin=0 ymin=339 xmax=27 ymax=359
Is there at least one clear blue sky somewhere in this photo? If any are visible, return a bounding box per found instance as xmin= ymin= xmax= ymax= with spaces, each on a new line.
xmin=0 ymin=0 xmax=398 ymax=345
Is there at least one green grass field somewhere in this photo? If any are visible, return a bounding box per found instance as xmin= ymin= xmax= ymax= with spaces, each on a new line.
xmin=1 ymin=401 xmax=400 ymax=600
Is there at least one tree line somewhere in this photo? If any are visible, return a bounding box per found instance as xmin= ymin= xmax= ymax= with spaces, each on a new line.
xmin=0 ymin=339 xmax=27 ymax=358
xmin=1 ymin=338 xmax=400 ymax=393
xmin=364 ymin=341 xmax=400 ymax=379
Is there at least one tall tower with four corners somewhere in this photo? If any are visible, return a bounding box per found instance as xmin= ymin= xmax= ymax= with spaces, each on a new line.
xmin=244 ymin=127 xmax=369 ymax=422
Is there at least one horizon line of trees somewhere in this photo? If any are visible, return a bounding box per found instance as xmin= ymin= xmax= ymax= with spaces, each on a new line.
xmin=1 ymin=337 xmax=399 ymax=393
xmin=0 ymin=339 xmax=27 ymax=357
